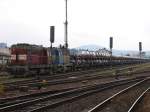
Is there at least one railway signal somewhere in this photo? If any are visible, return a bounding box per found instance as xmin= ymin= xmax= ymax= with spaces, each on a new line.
xmin=139 ymin=42 xmax=142 ymax=58
xmin=50 ymin=26 xmax=55 ymax=48
xmin=110 ymin=37 xmax=113 ymax=56
xmin=50 ymin=26 xmax=55 ymax=74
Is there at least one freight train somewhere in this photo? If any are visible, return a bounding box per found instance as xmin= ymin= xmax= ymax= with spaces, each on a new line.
xmin=7 ymin=43 xmax=149 ymax=76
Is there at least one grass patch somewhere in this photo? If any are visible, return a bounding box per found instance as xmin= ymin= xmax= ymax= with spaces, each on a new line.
xmin=0 ymin=83 xmax=4 ymax=94
xmin=0 ymin=76 xmax=34 ymax=84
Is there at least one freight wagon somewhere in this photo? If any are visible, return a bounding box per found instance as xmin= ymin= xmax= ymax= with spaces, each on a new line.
xmin=69 ymin=49 xmax=149 ymax=70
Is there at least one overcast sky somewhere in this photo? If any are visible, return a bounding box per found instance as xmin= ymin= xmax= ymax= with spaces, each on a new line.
xmin=0 ymin=0 xmax=150 ymax=51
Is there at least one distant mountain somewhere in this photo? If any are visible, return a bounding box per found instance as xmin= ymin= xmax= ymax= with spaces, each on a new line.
xmin=112 ymin=49 xmax=138 ymax=56
xmin=113 ymin=50 xmax=150 ymax=58
xmin=144 ymin=51 xmax=150 ymax=58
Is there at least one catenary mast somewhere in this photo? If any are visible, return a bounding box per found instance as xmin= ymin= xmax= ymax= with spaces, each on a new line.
xmin=64 ymin=0 xmax=68 ymax=48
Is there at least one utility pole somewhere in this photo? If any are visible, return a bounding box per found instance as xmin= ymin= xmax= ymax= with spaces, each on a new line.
xmin=64 ymin=0 xmax=68 ymax=48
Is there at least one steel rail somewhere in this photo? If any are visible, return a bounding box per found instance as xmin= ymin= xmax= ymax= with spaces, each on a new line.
xmin=3 ymin=70 xmax=124 ymax=91
xmin=3 ymin=67 xmax=116 ymax=90
xmin=4 ymin=64 xmax=146 ymax=93
xmin=0 ymin=68 xmax=144 ymax=107
xmin=127 ymin=87 xmax=150 ymax=112
xmin=0 ymin=87 xmax=77 ymax=107
xmin=3 ymin=64 xmax=134 ymax=87
xmin=25 ymin=78 xmax=143 ymax=112
xmin=87 ymin=78 xmax=149 ymax=112
xmin=0 ymin=77 xmax=142 ymax=112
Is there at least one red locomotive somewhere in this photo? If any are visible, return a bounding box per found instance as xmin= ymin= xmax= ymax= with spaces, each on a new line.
xmin=8 ymin=43 xmax=71 ymax=76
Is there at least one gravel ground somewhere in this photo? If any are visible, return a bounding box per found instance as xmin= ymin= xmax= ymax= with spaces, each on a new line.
xmin=42 ymin=80 xmax=140 ymax=112
xmin=0 ymin=75 xmax=136 ymax=99
xmin=1 ymin=62 xmax=150 ymax=99
xmin=1 ymin=71 xmax=150 ymax=99
xmin=97 ymin=80 xmax=150 ymax=112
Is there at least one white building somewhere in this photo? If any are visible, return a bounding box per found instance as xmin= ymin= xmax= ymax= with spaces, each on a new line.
xmin=0 ymin=48 xmax=10 ymax=65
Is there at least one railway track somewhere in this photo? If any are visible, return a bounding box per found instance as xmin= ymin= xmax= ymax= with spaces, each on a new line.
xmin=88 ymin=78 xmax=150 ymax=112
xmin=0 ymin=86 xmax=79 ymax=108
xmin=3 ymin=64 xmax=144 ymax=92
xmin=3 ymin=64 xmax=136 ymax=87
xmin=3 ymin=71 xmax=140 ymax=94
xmin=2 ymin=65 xmax=146 ymax=100
xmin=5 ymin=74 xmax=150 ymax=93
xmin=0 ymin=77 xmax=145 ymax=112
xmin=3 ymin=68 xmax=113 ymax=92
xmin=3 ymin=67 xmax=111 ymax=86
xmin=128 ymin=87 xmax=150 ymax=112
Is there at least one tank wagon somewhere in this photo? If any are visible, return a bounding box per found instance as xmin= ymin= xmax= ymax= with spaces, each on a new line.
xmin=7 ymin=43 xmax=149 ymax=76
